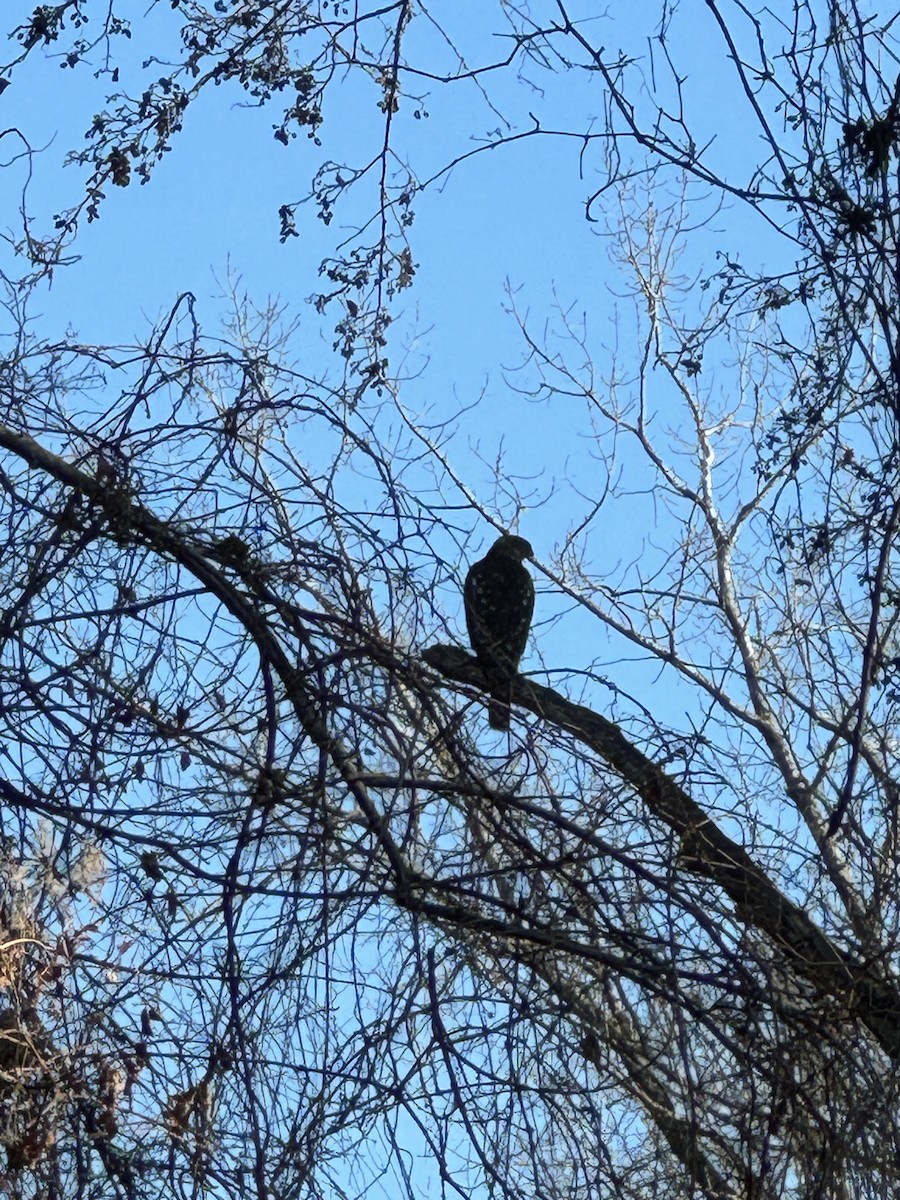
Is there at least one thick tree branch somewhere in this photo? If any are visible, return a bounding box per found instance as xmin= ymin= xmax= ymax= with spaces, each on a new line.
xmin=422 ymin=643 xmax=900 ymax=1060
xmin=0 ymin=423 xmax=412 ymax=896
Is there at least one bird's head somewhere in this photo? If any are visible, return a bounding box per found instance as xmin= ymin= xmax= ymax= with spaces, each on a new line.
xmin=487 ymin=534 xmax=533 ymax=562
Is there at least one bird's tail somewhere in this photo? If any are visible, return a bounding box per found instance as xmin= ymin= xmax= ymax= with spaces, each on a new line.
xmin=487 ymin=692 xmax=511 ymax=730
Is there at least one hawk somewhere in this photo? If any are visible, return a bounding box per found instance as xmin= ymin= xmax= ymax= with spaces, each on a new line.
xmin=464 ymin=534 xmax=534 ymax=729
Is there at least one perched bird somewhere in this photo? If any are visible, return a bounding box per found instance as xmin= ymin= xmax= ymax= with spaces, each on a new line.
xmin=464 ymin=534 xmax=535 ymax=729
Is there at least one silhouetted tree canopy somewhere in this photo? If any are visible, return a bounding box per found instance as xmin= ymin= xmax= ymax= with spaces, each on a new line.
xmin=0 ymin=3 xmax=899 ymax=1199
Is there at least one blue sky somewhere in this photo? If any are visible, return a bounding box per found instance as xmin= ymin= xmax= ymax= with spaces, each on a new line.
xmin=0 ymin=2 xmax=798 ymax=726
xmin=0 ymin=6 xmax=855 ymax=1196
xmin=0 ymin=4 xmax=808 ymax=786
